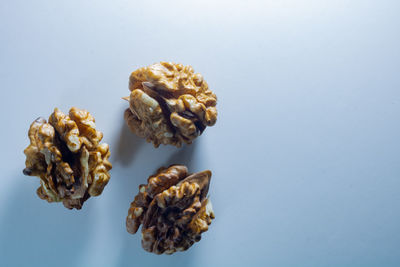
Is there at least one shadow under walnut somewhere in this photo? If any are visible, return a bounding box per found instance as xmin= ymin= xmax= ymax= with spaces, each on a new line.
xmin=114 ymin=114 xmax=146 ymax=166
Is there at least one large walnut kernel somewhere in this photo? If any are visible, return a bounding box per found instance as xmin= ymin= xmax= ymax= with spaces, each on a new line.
xmin=126 ymin=165 xmax=215 ymax=254
xmin=23 ymin=107 xmax=112 ymax=210
xmin=124 ymin=62 xmax=218 ymax=147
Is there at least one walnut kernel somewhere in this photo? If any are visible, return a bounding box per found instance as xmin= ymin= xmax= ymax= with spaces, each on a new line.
xmin=23 ymin=107 xmax=112 ymax=209
xmin=126 ymin=165 xmax=215 ymax=254
xmin=124 ymin=62 xmax=218 ymax=147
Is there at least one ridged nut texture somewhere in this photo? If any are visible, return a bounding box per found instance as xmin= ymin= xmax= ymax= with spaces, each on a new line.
xmin=23 ymin=107 xmax=112 ymax=209
xmin=124 ymin=62 xmax=217 ymax=147
xmin=126 ymin=165 xmax=215 ymax=254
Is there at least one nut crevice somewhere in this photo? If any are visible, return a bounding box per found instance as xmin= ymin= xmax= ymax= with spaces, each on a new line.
xmin=141 ymin=81 xmax=177 ymax=135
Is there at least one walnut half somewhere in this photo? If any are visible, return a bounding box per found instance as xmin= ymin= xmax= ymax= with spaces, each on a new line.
xmin=124 ymin=62 xmax=218 ymax=147
xmin=23 ymin=107 xmax=112 ymax=210
xmin=126 ymin=165 xmax=215 ymax=254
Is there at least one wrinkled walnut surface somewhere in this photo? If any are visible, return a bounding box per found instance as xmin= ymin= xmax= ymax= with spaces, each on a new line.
xmin=23 ymin=107 xmax=112 ymax=210
xmin=124 ymin=62 xmax=218 ymax=147
xmin=126 ymin=165 xmax=215 ymax=254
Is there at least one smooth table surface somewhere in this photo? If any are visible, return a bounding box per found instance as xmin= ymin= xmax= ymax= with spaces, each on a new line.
xmin=1 ymin=0 xmax=400 ymax=266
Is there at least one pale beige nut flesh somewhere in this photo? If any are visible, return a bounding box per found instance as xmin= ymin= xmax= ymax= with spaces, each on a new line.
xmin=126 ymin=165 xmax=215 ymax=254
xmin=124 ymin=62 xmax=218 ymax=147
xmin=23 ymin=107 xmax=112 ymax=210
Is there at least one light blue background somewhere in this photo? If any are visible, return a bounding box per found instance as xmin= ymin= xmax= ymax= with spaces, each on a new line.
xmin=1 ymin=0 xmax=399 ymax=266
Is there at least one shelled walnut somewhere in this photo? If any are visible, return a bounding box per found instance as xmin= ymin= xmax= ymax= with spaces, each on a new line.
xmin=23 ymin=107 xmax=112 ymax=210
xmin=126 ymin=165 xmax=215 ymax=254
xmin=124 ymin=62 xmax=218 ymax=147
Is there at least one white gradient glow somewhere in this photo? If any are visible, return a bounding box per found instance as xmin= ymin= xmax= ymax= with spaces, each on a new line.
xmin=1 ymin=0 xmax=400 ymax=266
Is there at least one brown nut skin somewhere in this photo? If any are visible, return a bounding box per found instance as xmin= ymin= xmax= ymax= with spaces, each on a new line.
xmin=124 ymin=62 xmax=218 ymax=147
xmin=23 ymin=107 xmax=112 ymax=210
xmin=126 ymin=165 xmax=215 ymax=255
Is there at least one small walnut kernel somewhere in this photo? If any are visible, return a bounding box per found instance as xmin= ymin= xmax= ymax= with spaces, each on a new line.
xmin=23 ymin=107 xmax=112 ymax=210
xmin=126 ymin=165 xmax=215 ymax=254
xmin=124 ymin=62 xmax=218 ymax=147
